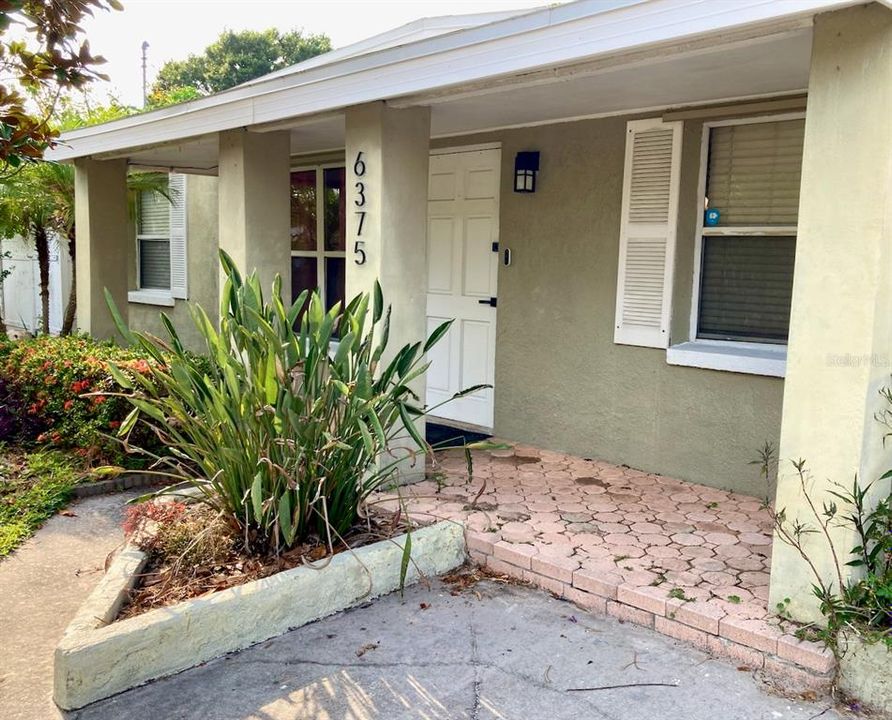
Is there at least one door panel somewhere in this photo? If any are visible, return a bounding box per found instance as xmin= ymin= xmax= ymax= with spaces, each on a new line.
xmin=426 ymin=148 xmax=500 ymax=429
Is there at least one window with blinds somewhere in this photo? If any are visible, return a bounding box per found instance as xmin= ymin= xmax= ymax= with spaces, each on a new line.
xmin=696 ymin=118 xmax=804 ymax=344
xmin=137 ymin=183 xmax=172 ymax=291
xmin=706 ymin=119 xmax=804 ymax=226
xmin=139 ymin=239 xmax=172 ymax=290
xmin=138 ymin=190 xmax=170 ymax=236
xmin=698 ymin=235 xmax=795 ymax=343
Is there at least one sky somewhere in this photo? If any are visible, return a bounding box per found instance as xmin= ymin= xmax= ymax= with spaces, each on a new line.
xmin=79 ymin=0 xmax=552 ymax=107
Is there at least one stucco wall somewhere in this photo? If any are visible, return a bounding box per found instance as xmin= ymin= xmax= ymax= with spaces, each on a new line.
xmin=127 ymin=174 xmax=219 ymax=352
xmin=436 ymin=113 xmax=784 ymax=495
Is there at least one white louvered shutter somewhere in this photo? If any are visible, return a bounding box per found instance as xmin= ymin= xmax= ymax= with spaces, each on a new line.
xmin=168 ymin=173 xmax=188 ymax=299
xmin=614 ymin=118 xmax=682 ymax=348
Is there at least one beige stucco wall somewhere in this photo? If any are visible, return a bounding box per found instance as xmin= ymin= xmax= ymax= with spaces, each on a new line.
xmin=436 ymin=113 xmax=784 ymax=496
xmin=127 ymin=174 xmax=219 ymax=352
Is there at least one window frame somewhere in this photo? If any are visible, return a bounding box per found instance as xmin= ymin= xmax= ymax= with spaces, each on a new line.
xmin=687 ymin=111 xmax=805 ymax=350
xmin=290 ymin=162 xmax=347 ymax=306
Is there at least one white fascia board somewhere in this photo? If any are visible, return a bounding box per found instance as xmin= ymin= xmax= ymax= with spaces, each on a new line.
xmin=50 ymin=0 xmax=866 ymax=161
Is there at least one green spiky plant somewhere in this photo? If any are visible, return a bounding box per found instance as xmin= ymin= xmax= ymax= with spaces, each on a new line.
xmin=104 ymin=250 xmax=485 ymax=553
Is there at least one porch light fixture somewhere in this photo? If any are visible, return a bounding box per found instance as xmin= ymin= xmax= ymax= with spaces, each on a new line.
xmin=514 ymin=151 xmax=539 ymax=193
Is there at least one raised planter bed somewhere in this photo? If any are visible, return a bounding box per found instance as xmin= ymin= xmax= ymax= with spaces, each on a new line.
xmin=54 ymin=520 xmax=466 ymax=710
xmin=838 ymin=632 xmax=892 ymax=714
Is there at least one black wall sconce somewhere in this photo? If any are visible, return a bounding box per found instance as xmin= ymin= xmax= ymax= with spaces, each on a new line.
xmin=514 ymin=151 xmax=539 ymax=193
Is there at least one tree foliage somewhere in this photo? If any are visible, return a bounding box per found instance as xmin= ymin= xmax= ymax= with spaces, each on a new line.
xmin=153 ymin=28 xmax=331 ymax=96
xmin=0 ymin=0 xmax=121 ymax=174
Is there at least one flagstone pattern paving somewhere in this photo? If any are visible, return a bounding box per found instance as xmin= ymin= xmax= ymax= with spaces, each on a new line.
xmin=385 ymin=443 xmax=836 ymax=694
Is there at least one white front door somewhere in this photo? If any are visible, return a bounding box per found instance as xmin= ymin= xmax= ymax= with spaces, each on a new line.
xmin=426 ymin=147 xmax=501 ymax=430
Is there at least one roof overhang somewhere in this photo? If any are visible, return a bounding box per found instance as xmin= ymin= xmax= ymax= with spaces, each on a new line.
xmin=49 ymin=0 xmax=885 ymax=168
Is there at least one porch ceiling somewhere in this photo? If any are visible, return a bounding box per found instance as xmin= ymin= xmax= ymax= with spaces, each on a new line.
xmin=426 ymin=27 xmax=812 ymax=136
xmin=118 ymin=24 xmax=811 ymax=172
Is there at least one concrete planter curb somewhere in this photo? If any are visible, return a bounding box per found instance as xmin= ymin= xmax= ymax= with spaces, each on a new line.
xmin=54 ymin=520 xmax=466 ymax=710
xmin=838 ymin=631 xmax=892 ymax=715
xmin=71 ymin=473 xmax=164 ymax=499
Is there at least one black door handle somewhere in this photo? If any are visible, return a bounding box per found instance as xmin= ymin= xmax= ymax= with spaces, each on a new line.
xmin=478 ymin=297 xmax=497 ymax=307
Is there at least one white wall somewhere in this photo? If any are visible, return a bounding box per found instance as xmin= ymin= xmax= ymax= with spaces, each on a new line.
xmin=0 ymin=234 xmax=72 ymax=335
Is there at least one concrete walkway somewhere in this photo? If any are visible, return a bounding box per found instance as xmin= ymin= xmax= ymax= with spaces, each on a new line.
xmin=0 ymin=493 xmax=131 ymax=720
xmin=72 ymin=578 xmax=842 ymax=720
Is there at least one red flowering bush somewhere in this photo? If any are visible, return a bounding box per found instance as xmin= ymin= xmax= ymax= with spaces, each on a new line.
xmin=0 ymin=335 xmax=154 ymax=461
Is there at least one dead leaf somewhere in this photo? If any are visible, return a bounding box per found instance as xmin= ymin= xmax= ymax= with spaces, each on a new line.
xmin=356 ymin=642 xmax=379 ymax=658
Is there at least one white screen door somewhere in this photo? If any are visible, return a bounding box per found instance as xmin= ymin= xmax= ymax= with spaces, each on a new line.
xmin=426 ymin=147 xmax=501 ymax=430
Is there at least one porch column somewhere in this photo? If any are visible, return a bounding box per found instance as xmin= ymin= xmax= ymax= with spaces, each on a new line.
xmin=345 ymin=102 xmax=431 ymax=478
xmin=217 ymin=129 xmax=290 ymax=299
xmin=769 ymin=4 xmax=892 ymax=622
xmin=344 ymin=102 xmax=431 ymax=354
xmin=73 ymin=158 xmax=129 ymax=339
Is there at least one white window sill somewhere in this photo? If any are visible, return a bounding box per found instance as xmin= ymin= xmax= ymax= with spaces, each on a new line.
xmin=666 ymin=341 xmax=786 ymax=378
xmin=128 ymin=290 xmax=175 ymax=307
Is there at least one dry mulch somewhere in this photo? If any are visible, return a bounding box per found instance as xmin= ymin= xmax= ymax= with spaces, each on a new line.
xmin=118 ymin=506 xmax=412 ymax=620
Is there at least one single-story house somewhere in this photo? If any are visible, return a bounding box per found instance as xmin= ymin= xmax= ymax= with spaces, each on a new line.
xmin=50 ymin=0 xmax=892 ymax=622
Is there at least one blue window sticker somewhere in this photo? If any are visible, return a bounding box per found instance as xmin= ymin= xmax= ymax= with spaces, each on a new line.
xmin=705 ymin=208 xmax=721 ymax=227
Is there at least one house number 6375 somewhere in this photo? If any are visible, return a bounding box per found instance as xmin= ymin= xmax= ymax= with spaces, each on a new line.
xmin=353 ymin=151 xmax=367 ymax=265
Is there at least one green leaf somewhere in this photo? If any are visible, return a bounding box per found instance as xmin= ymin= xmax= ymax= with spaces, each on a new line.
xmin=399 ymin=403 xmax=426 ymax=450
xmin=103 ymin=288 xmax=136 ymax=345
xmin=278 ymin=494 xmax=294 ymax=545
xmin=119 ymin=406 xmax=140 ymax=436
xmin=423 ymin=319 xmax=453 ymax=353
xmin=105 ymin=361 xmax=134 ymax=389
xmin=251 ymin=472 xmax=264 ymax=524
xmin=373 ymin=280 xmax=384 ymax=323
xmin=399 ymin=526 xmax=412 ymax=597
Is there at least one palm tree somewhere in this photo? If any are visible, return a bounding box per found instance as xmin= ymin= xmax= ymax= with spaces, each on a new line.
xmin=0 ymin=162 xmax=169 ymax=335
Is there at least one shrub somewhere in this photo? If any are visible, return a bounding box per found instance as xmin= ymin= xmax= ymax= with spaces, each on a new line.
xmin=0 ymin=334 xmax=150 ymax=460
xmin=758 ymin=388 xmax=892 ymax=649
xmin=109 ymin=251 xmax=482 ymax=553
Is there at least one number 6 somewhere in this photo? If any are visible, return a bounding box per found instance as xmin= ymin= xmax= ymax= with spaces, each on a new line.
xmin=354 ymin=151 xmax=365 ymax=177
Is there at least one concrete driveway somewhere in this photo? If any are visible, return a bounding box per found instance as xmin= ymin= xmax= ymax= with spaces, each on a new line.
xmin=70 ymin=577 xmax=843 ymax=720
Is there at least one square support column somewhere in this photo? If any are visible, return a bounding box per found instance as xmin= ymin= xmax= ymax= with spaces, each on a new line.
xmin=345 ymin=102 xmax=431 ymax=479
xmin=218 ymin=129 xmax=291 ymax=299
xmin=769 ymin=4 xmax=892 ymax=622
xmin=73 ymin=158 xmax=130 ymax=339
xmin=345 ymin=103 xmax=431 ymax=355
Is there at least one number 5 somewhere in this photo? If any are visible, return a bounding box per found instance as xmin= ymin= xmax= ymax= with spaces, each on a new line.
xmin=354 ymin=240 xmax=366 ymax=265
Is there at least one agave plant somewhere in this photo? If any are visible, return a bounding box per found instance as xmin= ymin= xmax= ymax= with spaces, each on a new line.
xmin=105 ymin=250 xmax=484 ymax=552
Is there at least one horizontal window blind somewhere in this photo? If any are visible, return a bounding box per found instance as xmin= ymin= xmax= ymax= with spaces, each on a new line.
xmin=139 ymin=239 xmax=171 ymax=290
xmin=138 ymin=189 xmax=170 ymax=236
xmin=706 ymin=119 xmax=804 ymax=226
xmin=698 ymin=235 xmax=795 ymax=343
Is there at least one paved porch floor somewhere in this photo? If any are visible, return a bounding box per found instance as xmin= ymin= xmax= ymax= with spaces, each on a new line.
xmin=383 ymin=443 xmax=835 ymax=688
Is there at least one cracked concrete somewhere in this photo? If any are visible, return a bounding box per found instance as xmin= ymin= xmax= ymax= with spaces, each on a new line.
xmin=71 ymin=579 xmax=843 ymax=720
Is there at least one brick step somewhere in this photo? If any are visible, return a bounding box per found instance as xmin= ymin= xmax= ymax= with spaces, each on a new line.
xmin=466 ymin=529 xmax=836 ymax=697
